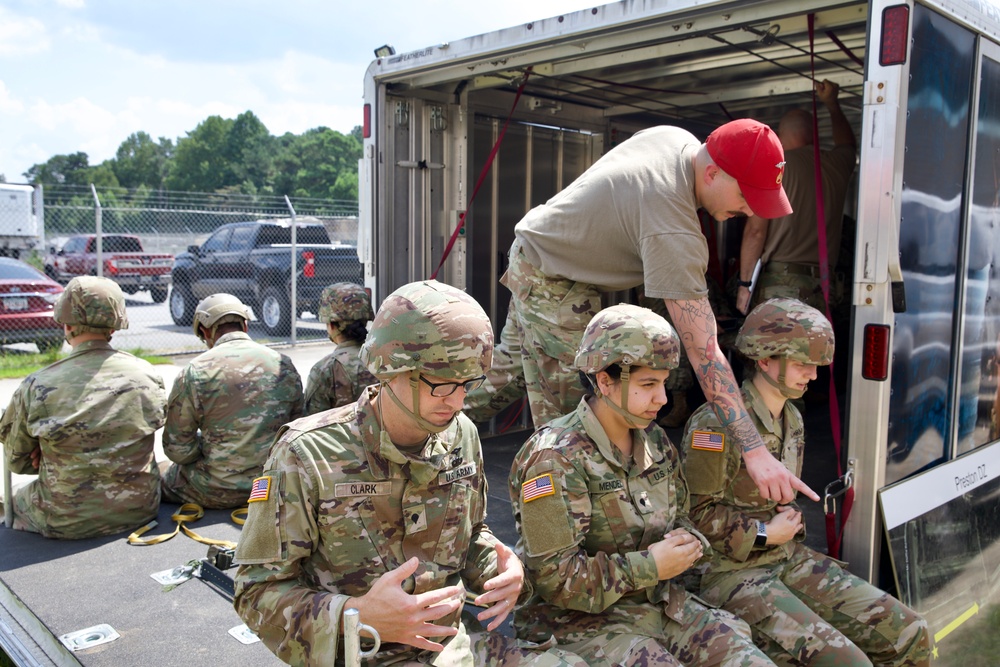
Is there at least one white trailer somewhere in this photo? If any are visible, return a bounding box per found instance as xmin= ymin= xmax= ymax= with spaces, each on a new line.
xmin=0 ymin=184 xmax=41 ymax=258
xmin=361 ymin=0 xmax=1000 ymax=660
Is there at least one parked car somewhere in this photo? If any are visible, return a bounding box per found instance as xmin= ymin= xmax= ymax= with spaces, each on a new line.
xmin=170 ymin=219 xmax=363 ymax=335
xmin=0 ymin=257 xmax=65 ymax=352
xmin=43 ymin=236 xmax=69 ymax=281
xmin=52 ymin=234 xmax=174 ymax=302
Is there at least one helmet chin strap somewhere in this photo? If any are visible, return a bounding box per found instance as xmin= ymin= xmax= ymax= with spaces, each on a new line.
xmin=382 ymin=371 xmax=454 ymax=435
xmin=758 ymin=358 xmax=806 ymax=400
xmin=598 ymin=367 xmax=654 ymax=429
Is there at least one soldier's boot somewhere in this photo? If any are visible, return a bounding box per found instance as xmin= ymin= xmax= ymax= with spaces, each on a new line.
xmin=659 ymin=390 xmax=691 ymax=429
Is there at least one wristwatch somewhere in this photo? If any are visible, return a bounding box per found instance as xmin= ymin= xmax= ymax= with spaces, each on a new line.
xmin=736 ymin=278 xmax=753 ymax=288
xmin=754 ymin=521 xmax=768 ymax=548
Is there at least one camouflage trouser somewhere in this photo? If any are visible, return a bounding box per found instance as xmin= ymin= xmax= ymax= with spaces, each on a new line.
xmin=550 ymin=596 xmax=774 ymax=666
xmin=475 ymin=239 xmax=601 ymax=428
xmin=159 ymin=460 xmax=248 ymax=509
xmin=464 ymin=306 xmax=528 ymax=422
xmin=752 ymin=263 xmax=829 ymax=314
xmin=699 ymin=544 xmax=931 ymax=667
xmin=371 ymin=628 xmax=588 ymax=666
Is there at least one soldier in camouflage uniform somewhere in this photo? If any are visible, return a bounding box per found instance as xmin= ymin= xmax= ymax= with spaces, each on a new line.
xmin=304 ymin=282 xmax=377 ymax=415
xmin=0 ymin=276 xmax=166 ymax=539
xmin=160 ymin=293 xmax=303 ymax=509
xmin=510 ymin=304 xmax=776 ymax=666
xmin=682 ymin=298 xmax=930 ymax=666
xmin=233 ymin=280 xmax=587 ymax=667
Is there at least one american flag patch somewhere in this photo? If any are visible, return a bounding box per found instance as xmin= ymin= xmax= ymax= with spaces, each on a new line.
xmin=691 ymin=430 xmax=725 ymax=452
xmin=248 ymin=476 xmax=271 ymax=503
xmin=522 ymin=473 xmax=555 ymax=503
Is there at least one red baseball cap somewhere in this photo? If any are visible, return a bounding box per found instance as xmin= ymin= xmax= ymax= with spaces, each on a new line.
xmin=705 ymin=119 xmax=792 ymax=219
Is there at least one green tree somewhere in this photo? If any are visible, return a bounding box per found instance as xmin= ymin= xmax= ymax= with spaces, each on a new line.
xmin=272 ymin=127 xmax=361 ymax=200
xmin=226 ymin=111 xmax=274 ymax=194
xmin=166 ymin=115 xmax=235 ymax=192
xmin=24 ymin=152 xmax=92 ymax=185
xmin=113 ymin=132 xmax=172 ymax=189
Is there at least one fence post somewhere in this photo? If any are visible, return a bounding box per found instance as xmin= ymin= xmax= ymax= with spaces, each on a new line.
xmin=90 ymin=184 xmax=103 ymax=277
xmin=284 ymin=195 xmax=298 ymax=346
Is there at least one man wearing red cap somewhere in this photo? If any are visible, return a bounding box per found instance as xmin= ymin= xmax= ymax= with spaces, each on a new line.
xmin=468 ymin=118 xmax=817 ymax=504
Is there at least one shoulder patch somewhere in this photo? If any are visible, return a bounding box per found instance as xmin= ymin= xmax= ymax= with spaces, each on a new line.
xmin=691 ymin=430 xmax=725 ymax=452
xmin=522 ymin=473 xmax=555 ymax=503
xmin=247 ymin=476 xmax=271 ymax=503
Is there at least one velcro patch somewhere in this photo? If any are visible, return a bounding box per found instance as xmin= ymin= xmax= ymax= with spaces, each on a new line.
xmin=247 ymin=476 xmax=271 ymax=503
xmin=691 ymin=430 xmax=725 ymax=452
xmin=522 ymin=473 xmax=555 ymax=503
xmin=334 ymin=481 xmax=392 ymax=497
xmin=438 ymin=462 xmax=477 ymax=485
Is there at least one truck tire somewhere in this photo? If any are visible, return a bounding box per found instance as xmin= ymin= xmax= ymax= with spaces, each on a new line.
xmin=260 ymin=286 xmax=292 ymax=336
xmin=150 ymin=286 xmax=169 ymax=303
xmin=170 ymin=283 xmax=195 ymax=326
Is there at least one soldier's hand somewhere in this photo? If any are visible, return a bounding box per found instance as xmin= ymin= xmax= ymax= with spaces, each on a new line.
xmin=743 ymin=446 xmax=819 ymax=503
xmin=815 ymin=79 xmax=840 ymax=106
xmin=766 ymin=506 xmax=804 ymax=545
xmin=29 ymin=445 xmax=41 ymax=469
xmin=475 ymin=542 xmax=523 ymax=631
xmin=649 ymin=528 xmax=703 ymax=580
xmin=348 ymin=557 xmax=461 ymax=652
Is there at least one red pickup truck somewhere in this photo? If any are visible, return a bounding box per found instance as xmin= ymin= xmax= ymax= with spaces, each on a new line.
xmin=51 ymin=234 xmax=174 ymax=302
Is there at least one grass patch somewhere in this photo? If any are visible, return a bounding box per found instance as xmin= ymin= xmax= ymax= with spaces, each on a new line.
xmin=0 ymin=347 xmax=173 ymax=379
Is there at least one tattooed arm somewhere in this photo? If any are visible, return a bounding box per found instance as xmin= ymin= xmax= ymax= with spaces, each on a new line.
xmin=664 ymin=297 xmax=819 ymax=503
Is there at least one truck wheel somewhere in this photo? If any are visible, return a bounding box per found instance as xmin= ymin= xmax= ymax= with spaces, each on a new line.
xmin=170 ymin=284 xmax=195 ymax=326
xmin=261 ymin=287 xmax=292 ymax=336
xmin=150 ymin=287 xmax=168 ymax=303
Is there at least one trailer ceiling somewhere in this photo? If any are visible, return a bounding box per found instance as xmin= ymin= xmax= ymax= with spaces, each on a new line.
xmin=379 ymin=0 xmax=869 ymax=138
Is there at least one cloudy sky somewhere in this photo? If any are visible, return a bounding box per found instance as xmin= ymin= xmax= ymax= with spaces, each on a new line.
xmin=0 ymin=0 xmax=594 ymax=183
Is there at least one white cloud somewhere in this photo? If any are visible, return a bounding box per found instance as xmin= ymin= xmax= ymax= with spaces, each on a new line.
xmin=0 ymin=81 xmax=25 ymax=114
xmin=55 ymin=0 xmax=86 ymax=7
xmin=0 ymin=8 xmax=50 ymax=56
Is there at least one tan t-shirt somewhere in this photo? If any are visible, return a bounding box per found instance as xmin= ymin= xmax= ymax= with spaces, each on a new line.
xmin=761 ymin=143 xmax=857 ymax=267
xmin=515 ymin=126 xmax=709 ymax=300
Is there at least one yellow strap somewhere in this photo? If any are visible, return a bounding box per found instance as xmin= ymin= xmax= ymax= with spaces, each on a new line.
xmin=231 ymin=506 xmax=248 ymax=525
xmin=127 ymin=503 xmax=236 ymax=549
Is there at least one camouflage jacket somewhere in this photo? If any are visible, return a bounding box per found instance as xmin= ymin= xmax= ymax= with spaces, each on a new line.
xmin=303 ymin=340 xmax=376 ymax=415
xmin=0 ymin=340 xmax=166 ymax=539
xmin=162 ymin=331 xmax=303 ymax=508
xmin=233 ymin=385 xmax=504 ymax=666
xmin=509 ymin=398 xmax=710 ymax=645
xmin=681 ymin=380 xmax=805 ymax=573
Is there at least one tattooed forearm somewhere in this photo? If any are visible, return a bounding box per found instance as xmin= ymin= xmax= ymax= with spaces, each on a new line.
xmin=726 ymin=416 xmax=765 ymax=452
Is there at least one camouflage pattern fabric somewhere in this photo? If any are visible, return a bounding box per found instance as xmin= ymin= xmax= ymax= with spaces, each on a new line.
xmin=464 ymin=307 xmax=528 ymax=422
xmin=751 ymin=267 xmax=828 ymax=315
xmin=161 ymin=331 xmax=303 ymax=509
xmin=303 ymin=340 xmax=376 ymax=415
xmin=361 ymin=280 xmax=493 ymax=382
xmin=489 ymin=239 xmax=601 ymax=427
xmin=317 ymin=282 xmax=374 ymax=323
xmin=0 ymin=340 xmax=165 ymax=539
xmin=682 ymin=381 xmax=931 ymax=666
xmin=574 ymin=303 xmax=680 ymax=373
xmin=736 ymin=298 xmax=835 ymax=364
xmin=233 ymin=387 xmax=584 ymax=667
xmin=509 ymin=399 xmax=775 ymax=666
xmin=53 ymin=275 xmax=129 ymax=330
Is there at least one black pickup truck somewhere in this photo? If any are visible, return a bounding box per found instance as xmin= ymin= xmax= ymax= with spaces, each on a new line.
xmin=169 ymin=220 xmax=363 ymax=336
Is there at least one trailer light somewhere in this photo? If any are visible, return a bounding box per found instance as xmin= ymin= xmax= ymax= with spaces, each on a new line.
xmin=302 ymin=251 xmax=315 ymax=278
xmin=879 ymin=5 xmax=909 ymax=66
xmin=862 ymin=324 xmax=891 ymax=381
xmin=374 ymin=44 xmax=396 ymax=58
xmin=363 ymin=104 xmax=371 ymax=139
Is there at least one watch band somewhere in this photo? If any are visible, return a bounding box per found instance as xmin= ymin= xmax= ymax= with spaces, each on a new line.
xmin=736 ymin=279 xmax=753 ymax=288
xmin=754 ymin=521 xmax=768 ymax=548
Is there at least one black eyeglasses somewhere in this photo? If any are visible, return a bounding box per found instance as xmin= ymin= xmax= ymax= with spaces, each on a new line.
xmin=419 ymin=375 xmax=487 ymax=397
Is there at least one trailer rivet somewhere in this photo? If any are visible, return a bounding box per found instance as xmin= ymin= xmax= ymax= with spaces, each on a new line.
xmin=866 ymin=298 xmax=872 ymax=305
xmin=877 ymin=96 xmax=884 ymax=103
xmin=867 ymin=284 xmax=873 ymax=291
xmin=878 ymin=82 xmax=885 ymax=89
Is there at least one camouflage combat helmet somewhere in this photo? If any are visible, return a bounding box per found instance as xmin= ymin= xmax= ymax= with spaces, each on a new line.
xmin=575 ymin=304 xmax=680 ymax=429
xmin=53 ymin=276 xmax=129 ymax=330
xmin=575 ymin=304 xmax=681 ymax=373
xmin=317 ymin=282 xmax=373 ymax=324
xmin=736 ymin=297 xmax=834 ymax=365
xmin=361 ymin=280 xmax=493 ymax=381
xmin=192 ymin=293 xmax=251 ymax=340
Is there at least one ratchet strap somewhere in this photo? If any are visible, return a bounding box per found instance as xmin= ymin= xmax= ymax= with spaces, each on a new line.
xmin=808 ymin=14 xmax=854 ymax=559
xmin=431 ymin=68 xmax=532 ymax=280
xmin=127 ymin=502 xmax=238 ymax=549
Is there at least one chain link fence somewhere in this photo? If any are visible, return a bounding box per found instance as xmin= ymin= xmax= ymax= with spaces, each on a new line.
xmin=0 ymin=183 xmax=360 ymax=356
